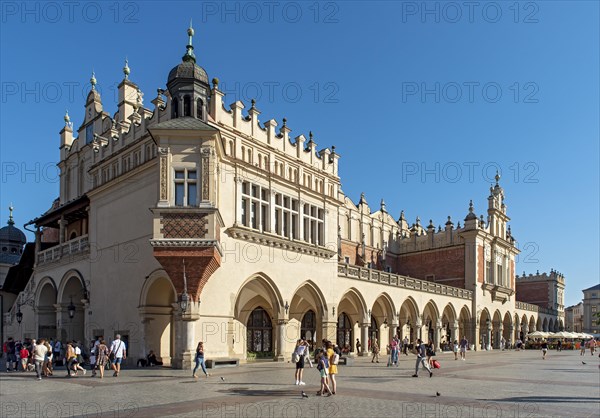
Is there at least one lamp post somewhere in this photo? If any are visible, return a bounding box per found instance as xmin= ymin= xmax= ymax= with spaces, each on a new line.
xmin=180 ymin=259 xmax=189 ymax=313
xmin=16 ymin=306 xmax=23 ymax=324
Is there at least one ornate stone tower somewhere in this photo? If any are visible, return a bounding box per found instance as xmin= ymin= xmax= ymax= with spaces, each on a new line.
xmin=166 ymin=21 xmax=211 ymax=122
xmin=148 ymin=22 xmax=222 ymax=369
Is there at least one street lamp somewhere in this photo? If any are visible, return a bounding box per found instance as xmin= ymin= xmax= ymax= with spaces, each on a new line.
xmin=16 ymin=306 xmax=23 ymax=324
xmin=180 ymin=259 xmax=189 ymax=313
xmin=179 ymin=291 xmax=189 ymax=313
xmin=68 ymin=297 xmax=76 ymax=319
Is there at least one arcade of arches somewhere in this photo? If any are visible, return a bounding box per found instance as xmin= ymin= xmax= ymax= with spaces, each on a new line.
xmin=28 ymin=273 xmax=564 ymax=364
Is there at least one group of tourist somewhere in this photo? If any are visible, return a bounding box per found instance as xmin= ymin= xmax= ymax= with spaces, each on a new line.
xmin=292 ymin=338 xmax=340 ymax=396
xmin=2 ymin=334 xmax=127 ymax=379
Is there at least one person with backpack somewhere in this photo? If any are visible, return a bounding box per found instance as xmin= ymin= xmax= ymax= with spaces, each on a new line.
xmin=327 ymin=342 xmax=339 ymax=395
xmin=315 ymin=351 xmax=332 ymax=396
xmin=109 ymin=335 xmax=126 ymax=377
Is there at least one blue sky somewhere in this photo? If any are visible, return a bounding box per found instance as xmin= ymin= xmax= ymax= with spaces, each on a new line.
xmin=1 ymin=1 xmax=598 ymax=306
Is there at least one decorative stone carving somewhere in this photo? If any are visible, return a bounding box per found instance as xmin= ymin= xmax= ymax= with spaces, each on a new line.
xmin=159 ymin=155 xmax=168 ymax=200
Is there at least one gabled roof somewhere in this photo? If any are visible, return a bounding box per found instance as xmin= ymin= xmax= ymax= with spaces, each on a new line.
xmin=582 ymin=283 xmax=600 ymax=292
xmin=149 ymin=117 xmax=217 ymax=131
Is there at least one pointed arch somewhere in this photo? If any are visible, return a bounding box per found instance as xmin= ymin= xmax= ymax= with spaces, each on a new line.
xmin=234 ymin=273 xmax=285 ymax=324
xmin=337 ymin=287 xmax=368 ymax=323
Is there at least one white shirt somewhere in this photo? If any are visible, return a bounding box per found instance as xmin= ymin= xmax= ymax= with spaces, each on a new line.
xmin=110 ymin=339 xmax=126 ymax=358
xmin=75 ymin=346 xmax=81 ymax=355
xmin=33 ymin=344 xmax=48 ymax=362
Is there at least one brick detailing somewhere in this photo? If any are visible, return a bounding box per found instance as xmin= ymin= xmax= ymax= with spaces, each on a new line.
xmin=153 ymin=246 xmax=221 ymax=300
xmin=478 ymin=245 xmax=484 ymax=284
xmin=516 ymin=281 xmax=550 ymax=308
xmin=340 ymin=241 xmax=388 ymax=269
xmin=394 ymin=246 xmax=465 ymax=288
xmin=161 ymin=213 xmax=208 ymax=239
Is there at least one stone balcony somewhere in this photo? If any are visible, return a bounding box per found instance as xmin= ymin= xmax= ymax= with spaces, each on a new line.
xmin=337 ymin=263 xmax=473 ymax=300
xmin=36 ymin=235 xmax=89 ymax=266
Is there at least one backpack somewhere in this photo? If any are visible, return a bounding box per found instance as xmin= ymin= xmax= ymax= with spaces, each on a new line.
xmin=291 ymin=351 xmax=300 ymax=363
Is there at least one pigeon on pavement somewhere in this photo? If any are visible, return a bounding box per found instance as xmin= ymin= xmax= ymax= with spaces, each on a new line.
xmin=582 ymin=361 xmax=586 ymax=365
xmin=436 ymin=392 xmax=441 ymax=397
xmin=220 ymin=376 xmax=225 ymax=381
xmin=302 ymin=391 xmax=309 ymax=398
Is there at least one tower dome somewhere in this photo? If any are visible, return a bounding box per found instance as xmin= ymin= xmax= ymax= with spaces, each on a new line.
xmin=166 ymin=21 xmax=211 ymax=121
xmin=0 ymin=205 xmax=26 ymax=264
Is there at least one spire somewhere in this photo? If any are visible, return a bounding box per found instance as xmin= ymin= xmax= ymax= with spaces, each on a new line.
xmin=123 ymin=58 xmax=130 ymax=79
xmin=182 ymin=19 xmax=196 ymax=63
xmin=64 ymin=110 xmax=71 ymax=127
xmin=7 ymin=203 xmax=14 ymax=226
xmin=495 ymin=170 xmax=501 ymax=185
xmin=90 ymin=71 xmax=97 ymax=90
xmin=380 ymin=199 xmax=386 ymax=213
xmin=399 ymin=210 xmax=405 ymax=222
xmin=359 ymin=192 xmax=366 ymax=205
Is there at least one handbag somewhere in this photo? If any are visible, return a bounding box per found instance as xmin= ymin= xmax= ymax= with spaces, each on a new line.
xmin=109 ymin=341 xmax=122 ymax=361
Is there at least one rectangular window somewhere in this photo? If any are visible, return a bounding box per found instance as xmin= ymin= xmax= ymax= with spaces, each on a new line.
xmin=241 ymin=182 xmax=270 ymax=231
xmin=302 ymin=202 xmax=325 ymax=246
xmin=173 ymin=168 xmax=197 ymax=207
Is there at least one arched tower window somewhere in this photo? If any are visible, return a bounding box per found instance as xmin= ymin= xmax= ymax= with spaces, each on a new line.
xmin=172 ymin=99 xmax=179 ymax=118
xmin=183 ymin=96 xmax=191 ymax=117
xmin=196 ymin=99 xmax=203 ymax=119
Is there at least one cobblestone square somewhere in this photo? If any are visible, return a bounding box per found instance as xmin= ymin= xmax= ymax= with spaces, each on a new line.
xmin=1 ymin=349 xmax=598 ymax=417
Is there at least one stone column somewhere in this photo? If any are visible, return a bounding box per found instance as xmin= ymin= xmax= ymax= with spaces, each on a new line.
xmin=496 ymin=324 xmax=503 ymax=349
xmin=435 ymin=320 xmax=442 ymax=350
xmin=322 ymin=321 xmax=337 ymax=346
xmin=361 ymin=323 xmax=369 ymax=356
xmin=452 ymin=320 xmax=459 ymax=345
xmin=486 ymin=325 xmax=492 ymax=350
xmin=415 ymin=318 xmax=423 ymax=341
xmin=59 ymin=216 xmax=66 ymax=245
xmin=508 ymin=325 xmax=515 ymax=347
xmin=275 ymin=320 xmax=287 ymax=362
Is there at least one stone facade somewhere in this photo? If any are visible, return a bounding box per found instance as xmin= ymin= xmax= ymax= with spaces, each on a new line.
xmin=3 ymin=25 xmax=565 ymax=368
xmin=582 ymin=284 xmax=599 ymax=334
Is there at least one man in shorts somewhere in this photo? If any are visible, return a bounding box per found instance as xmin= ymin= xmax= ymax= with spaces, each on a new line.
xmin=109 ymin=334 xmax=127 ymax=377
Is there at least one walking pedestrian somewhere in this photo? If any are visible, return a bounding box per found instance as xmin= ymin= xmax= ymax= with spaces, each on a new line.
xmin=192 ymin=341 xmax=209 ymax=378
xmin=65 ymin=343 xmax=77 ymax=377
xmin=453 ymin=340 xmax=459 ymax=360
xmin=460 ymin=336 xmax=468 ymax=360
xmin=580 ymin=339 xmax=586 ymax=355
xmin=315 ymin=351 xmax=332 ymax=396
xmin=425 ymin=340 xmax=436 ymax=368
xmin=327 ymin=342 xmax=338 ymax=395
xmin=541 ymin=340 xmax=548 ymax=359
xmin=95 ymin=340 xmax=109 ymax=378
xmin=43 ymin=340 xmax=53 ymax=377
xmin=590 ymin=339 xmax=596 ymax=356
xmin=355 ymin=338 xmax=361 ymax=354
xmin=403 ymin=336 xmax=409 ymax=355
xmin=109 ymin=334 xmax=126 ymax=377
xmin=6 ymin=338 xmax=17 ymax=371
xmin=412 ymin=339 xmax=433 ymax=378
xmin=53 ymin=339 xmax=62 ymax=367
xmin=19 ymin=345 xmax=30 ymax=372
xmin=74 ymin=342 xmax=86 ymax=375
xmin=32 ymin=339 xmax=48 ymax=380
xmin=89 ymin=340 xmax=97 ymax=376
xmin=390 ymin=337 xmax=399 ymax=366
xmin=557 ymin=340 xmax=562 ymax=352
xmin=371 ymin=340 xmax=380 ymax=363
